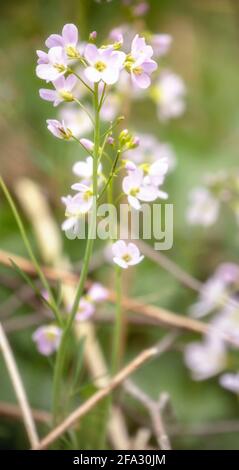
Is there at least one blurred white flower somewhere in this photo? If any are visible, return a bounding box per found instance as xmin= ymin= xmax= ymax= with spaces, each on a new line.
xmin=152 ymin=71 xmax=186 ymax=121
xmin=186 ymin=187 xmax=219 ymax=227
xmin=184 ymin=338 xmax=226 ymax=380
xmin=219 ymin=372 xmax=239 ymax=393
xmin=125 ymin=133 xmax=177 ymax=170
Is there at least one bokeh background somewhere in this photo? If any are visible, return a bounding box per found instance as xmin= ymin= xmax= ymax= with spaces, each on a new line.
xmin=1 ymin=0 xmax=239 ymax=450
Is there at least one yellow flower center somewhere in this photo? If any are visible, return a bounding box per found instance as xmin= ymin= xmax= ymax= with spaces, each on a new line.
xmin=129 ymin=187 xmax=140 ymax=197
xmin=133 ymin=66 xmax=143 ymax=76
xmin=95 ymin=61 xmax=107 ymax=72
xmin=124 ymin=54 xmax=135 ymax=72
xmin=140 ymin=163 xmax=150 ymax=174
xmin=122 ymin=253 xmax=132 ymax=263
xmin=66 ymin=45 xmax=80 ymax=59
xmin=54 ymin=63 xmax=67 ymax=72
xmin=45 ymin=331 xmax=57 ymax=342
xmin=59 ymin=90 xmax=74 ymax=102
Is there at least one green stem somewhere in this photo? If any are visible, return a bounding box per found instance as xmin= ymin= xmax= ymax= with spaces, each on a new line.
xmin=52 ymin=83 xmax=100 ymax=425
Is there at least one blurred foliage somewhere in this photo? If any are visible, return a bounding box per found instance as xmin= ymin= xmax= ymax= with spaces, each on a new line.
xmin=1 ymin=0 xmax=239 ymax=450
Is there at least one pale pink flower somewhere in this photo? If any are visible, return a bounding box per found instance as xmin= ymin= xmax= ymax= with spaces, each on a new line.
xmin=125 ymin=34 xmax=157 ymax=89
xmin=61 ymin=188 xmax=93 ymax=232
xmin=46 ymin=119 xmax=73 ymax=139
xmin=187 ymin=187 xmax=219 ymax=227
xmin=211 ymin=304 xmax=239 ymax=348
xmin=184 ymin=338 xmax=226 ymax=380
xmin=109 ymin=27 xmax=124 ymax=46
xmin=58 ymin=105 xmax=93 ymax=138
xmin=153 ymin=71 xmax=186 ymax=121
xmin=219 ymin=372 xmax=239 ymax=393
xmin=122 ymin=168 xmax=167 ymax=210
xmin=87 ymin=283 xmax=109 ymax=302
xmin=33 ymin=325 xmax=62 ymax=356
xmin=190 ymin=277 xmax=227 ymax=319
xmin=133 ymin=2 xmax=149 ymax=17
xmin=124 ymin=133 xmax=176 ymax=170
xmin=36 ymin=46 xmax=68 ymax=81
xmin=73 ymin=156 xmax=102 ymax=181
xmin=45 ymin=23 xmax=80 ymax=59
xmin=76 ymin=298 xmax=95 ymax=322
xmin=39 ymin=74 xmax=77 ymax=106
xmin=151 ymin=34 xmax=172 ymax=58
xmin=84 ymin=44 xmax=125 ymax=84
xmin=112 ymin=240 xmax=144 ymax=269
xmin=143 ymin=158 xmax=169 ymax=187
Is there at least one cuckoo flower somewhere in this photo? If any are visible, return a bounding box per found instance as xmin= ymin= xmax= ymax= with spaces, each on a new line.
xmin=73 ymin=156 xmax=102 ymax=182
xmin=33 ymin=325 xmax=62 ymax=356
xmin=76 ymin=298 xmax=95 ymax=322
xmin=184 ymin=338 xmax=226 ymax=380
xmin=125 ymin=34 xmax=157 ymax=89
xmin=112 ymin=240 xmax=144 ymax=269
xmin=142 ymin=158 xmax=169 ymax=187
xmin=36 ymin=46 xmax=68 ymax=82
xmin=87 ymin=283 xmax=109 ymax=303
xmin=61 ymin=188 xmax=93 ymax=232
xmin=187 ymin=187 xmax=219 ymax=227
xmin=47 ymin=119 xmax=73 ymax=140
xmin=151 ymin=34 xmax=172 ymax=58
xmin=122 ymin=168 xmax=167 ymax=210
xmin=39 ymin=74 xmax=77 ymax=107
xmin=153 ymin=71 xmax=186 ymax=121
xmin=84 ymin=44 xmax=126 ymax=85
xmin=45 ymin=23 xmax=80 ymax=59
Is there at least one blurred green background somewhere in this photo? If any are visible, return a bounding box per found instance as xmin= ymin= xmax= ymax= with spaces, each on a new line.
xmin=1 ymin=0 xmax=239 ymax=450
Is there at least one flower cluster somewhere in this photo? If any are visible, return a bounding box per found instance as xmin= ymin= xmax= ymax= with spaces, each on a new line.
xmin=35 ymin=21 xmax=180 ymax=356
xmin=184 ymin=263 xmax=239 ymax=392
xmin=32 ymin=283 xmax=108 ymax=355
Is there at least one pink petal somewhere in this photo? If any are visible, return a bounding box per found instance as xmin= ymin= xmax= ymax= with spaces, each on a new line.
xmin=128 ymin=195 xmax=141 ymax=210
xmin=131 ymin=71 xmax=151 ymax=89
xmin=39 ymin=89 xmax=57 ymax=102
xmin=65 ymin=74 xmax=77 ymax=90
xmin=101 ymin=67 xmax=120 ymax=85
xmin=36 ymin=64 xmax=60 ymax=81
xmin=138 ymin=186 xmax=159 ymax=201
xmin=112 ymin=240 xmax=127 ymax=257
xmin=84 ymin=66 xmax=101 ymax=83
xmin=113 ymin=257 xmax=128 ymax=269
xmin=62 ymin=23 xmax=78 ymax=46
xmin=53 ymin=75 xmax=66 ymax=90
xmin=45 ymin=34 xmax=63 ymax=48
xmin=84 ymin=43 xmax=99 ymax=64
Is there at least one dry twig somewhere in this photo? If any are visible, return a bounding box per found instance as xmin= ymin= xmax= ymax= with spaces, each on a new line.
xmin=0 ymin=323 xmax=39 ymax=448
xmin=34 ymin=334 xmax=175 ymax=450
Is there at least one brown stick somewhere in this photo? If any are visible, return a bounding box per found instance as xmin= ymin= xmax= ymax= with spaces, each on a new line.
xmin=0 ymin=323 xmax=39 ymax=448
xmin=0 ymin=249 xmax=209 ymax=336
xmin=124 ymin=379 xmax=171 ymax=450
xmin=0 ymin=401 xmax=50 ymax=424
xmin=34 ymin=334 xmax=174 ymax=450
